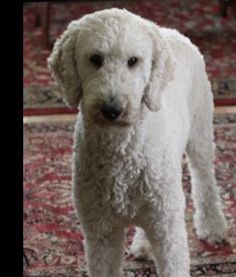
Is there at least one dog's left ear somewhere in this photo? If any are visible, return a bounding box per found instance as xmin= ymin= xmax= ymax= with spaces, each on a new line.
xmin=143 ymin=24 xmax=177 ymax=111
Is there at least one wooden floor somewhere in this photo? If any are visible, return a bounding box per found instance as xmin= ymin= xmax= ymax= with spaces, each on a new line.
xmin=23 ymin=106 xmax=236 ymax=124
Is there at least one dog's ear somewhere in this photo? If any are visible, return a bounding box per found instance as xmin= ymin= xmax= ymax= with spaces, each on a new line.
xmin=143 ymin=24 xmax=176 ymax=111
xmin=47 ymin=21 xmax=81 ymax=108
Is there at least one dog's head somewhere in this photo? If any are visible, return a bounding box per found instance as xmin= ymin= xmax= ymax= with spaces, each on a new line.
xmin=48 ymin=8 xmax=176 ymax=127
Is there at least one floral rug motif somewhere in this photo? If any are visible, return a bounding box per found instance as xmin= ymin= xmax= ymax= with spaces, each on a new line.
xmin=23 ymin=0 xmax=236 ymax=114
xmin=23 ymin=114 xmax=236 ymax=276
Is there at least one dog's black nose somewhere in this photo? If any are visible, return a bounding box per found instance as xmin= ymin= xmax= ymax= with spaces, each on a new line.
xmin=101 ymin=104 xmax=123 ymax=121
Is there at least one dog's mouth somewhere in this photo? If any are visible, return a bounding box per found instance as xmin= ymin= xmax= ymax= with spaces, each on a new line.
xmin=93 ymin=115 xmax=132 ymax=128
xmin=88 ymin=102 xmax=133 ymax=127
xmin=94 ymin=118 xmax=132 ymax=128
xmin=86 ymin=101 xmax=141 ymax=128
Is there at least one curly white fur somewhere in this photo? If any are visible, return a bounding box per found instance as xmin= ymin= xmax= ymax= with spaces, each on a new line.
xmin=48 ymin=8 xmax=227 ymax=277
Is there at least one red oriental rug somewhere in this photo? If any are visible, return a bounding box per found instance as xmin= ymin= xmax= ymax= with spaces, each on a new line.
xmin=23 ymin=1 xmax=236 ymax=116
xmin=23 ymin=114 xmax=236 ymax=276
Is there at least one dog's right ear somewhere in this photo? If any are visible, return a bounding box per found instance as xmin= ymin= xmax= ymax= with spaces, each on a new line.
xmin=47 ymin=21 xmax=81 ymax=108
xmin=142 ymin=23 xmax=176 ymax=112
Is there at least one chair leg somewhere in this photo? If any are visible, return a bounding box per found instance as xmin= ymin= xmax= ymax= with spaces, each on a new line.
xmin=218 ymin=0 xmax=228 ymax=17
xmin=41 ymin=2 xmax=51 ymax=49
xmin=35 ymin=13 xmax=41 ymax=27
xmin=231 ymin=1 xmax=236 ymax=19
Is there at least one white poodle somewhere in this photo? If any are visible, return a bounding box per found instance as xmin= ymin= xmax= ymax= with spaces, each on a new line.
xmin=48 ymin=8 xmax=227 ymax=277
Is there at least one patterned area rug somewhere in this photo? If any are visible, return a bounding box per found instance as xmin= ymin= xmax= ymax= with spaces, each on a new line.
xmin=23 ymin=0 xmax=236 ymax=115
xmin=23 ymin=114 xmax=236 ymax=276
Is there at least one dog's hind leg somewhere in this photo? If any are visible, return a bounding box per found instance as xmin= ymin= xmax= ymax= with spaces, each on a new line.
xmin=186 ymin=90 xmax=227 ymax=244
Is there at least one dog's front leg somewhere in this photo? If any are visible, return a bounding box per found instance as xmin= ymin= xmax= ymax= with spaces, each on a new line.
xmin=84 ymin=225 xmax=124 ymax=277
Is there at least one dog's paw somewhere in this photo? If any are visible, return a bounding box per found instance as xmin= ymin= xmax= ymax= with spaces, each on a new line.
xmin=129 ymin=237 xmax=153 ymax=260
xmin=199 ymin=232 xmax=228 ymax=245
xmin=194 ymin=211 xmax=228 ymax=245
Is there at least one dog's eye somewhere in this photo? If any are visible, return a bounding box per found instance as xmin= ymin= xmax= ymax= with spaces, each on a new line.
xmin=128 ymin=57 xmax=138 ymax=68
xmin=89 ymin=54 xmax=104 ymax=69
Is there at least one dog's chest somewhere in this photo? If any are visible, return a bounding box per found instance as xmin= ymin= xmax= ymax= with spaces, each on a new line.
xmin=76 ymin=130 xmax=155 ymax=217
xmin=73 ymin=117 xmax=164 ymax=217
xmin=93 ymin=150 xmax=145 ymax=210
